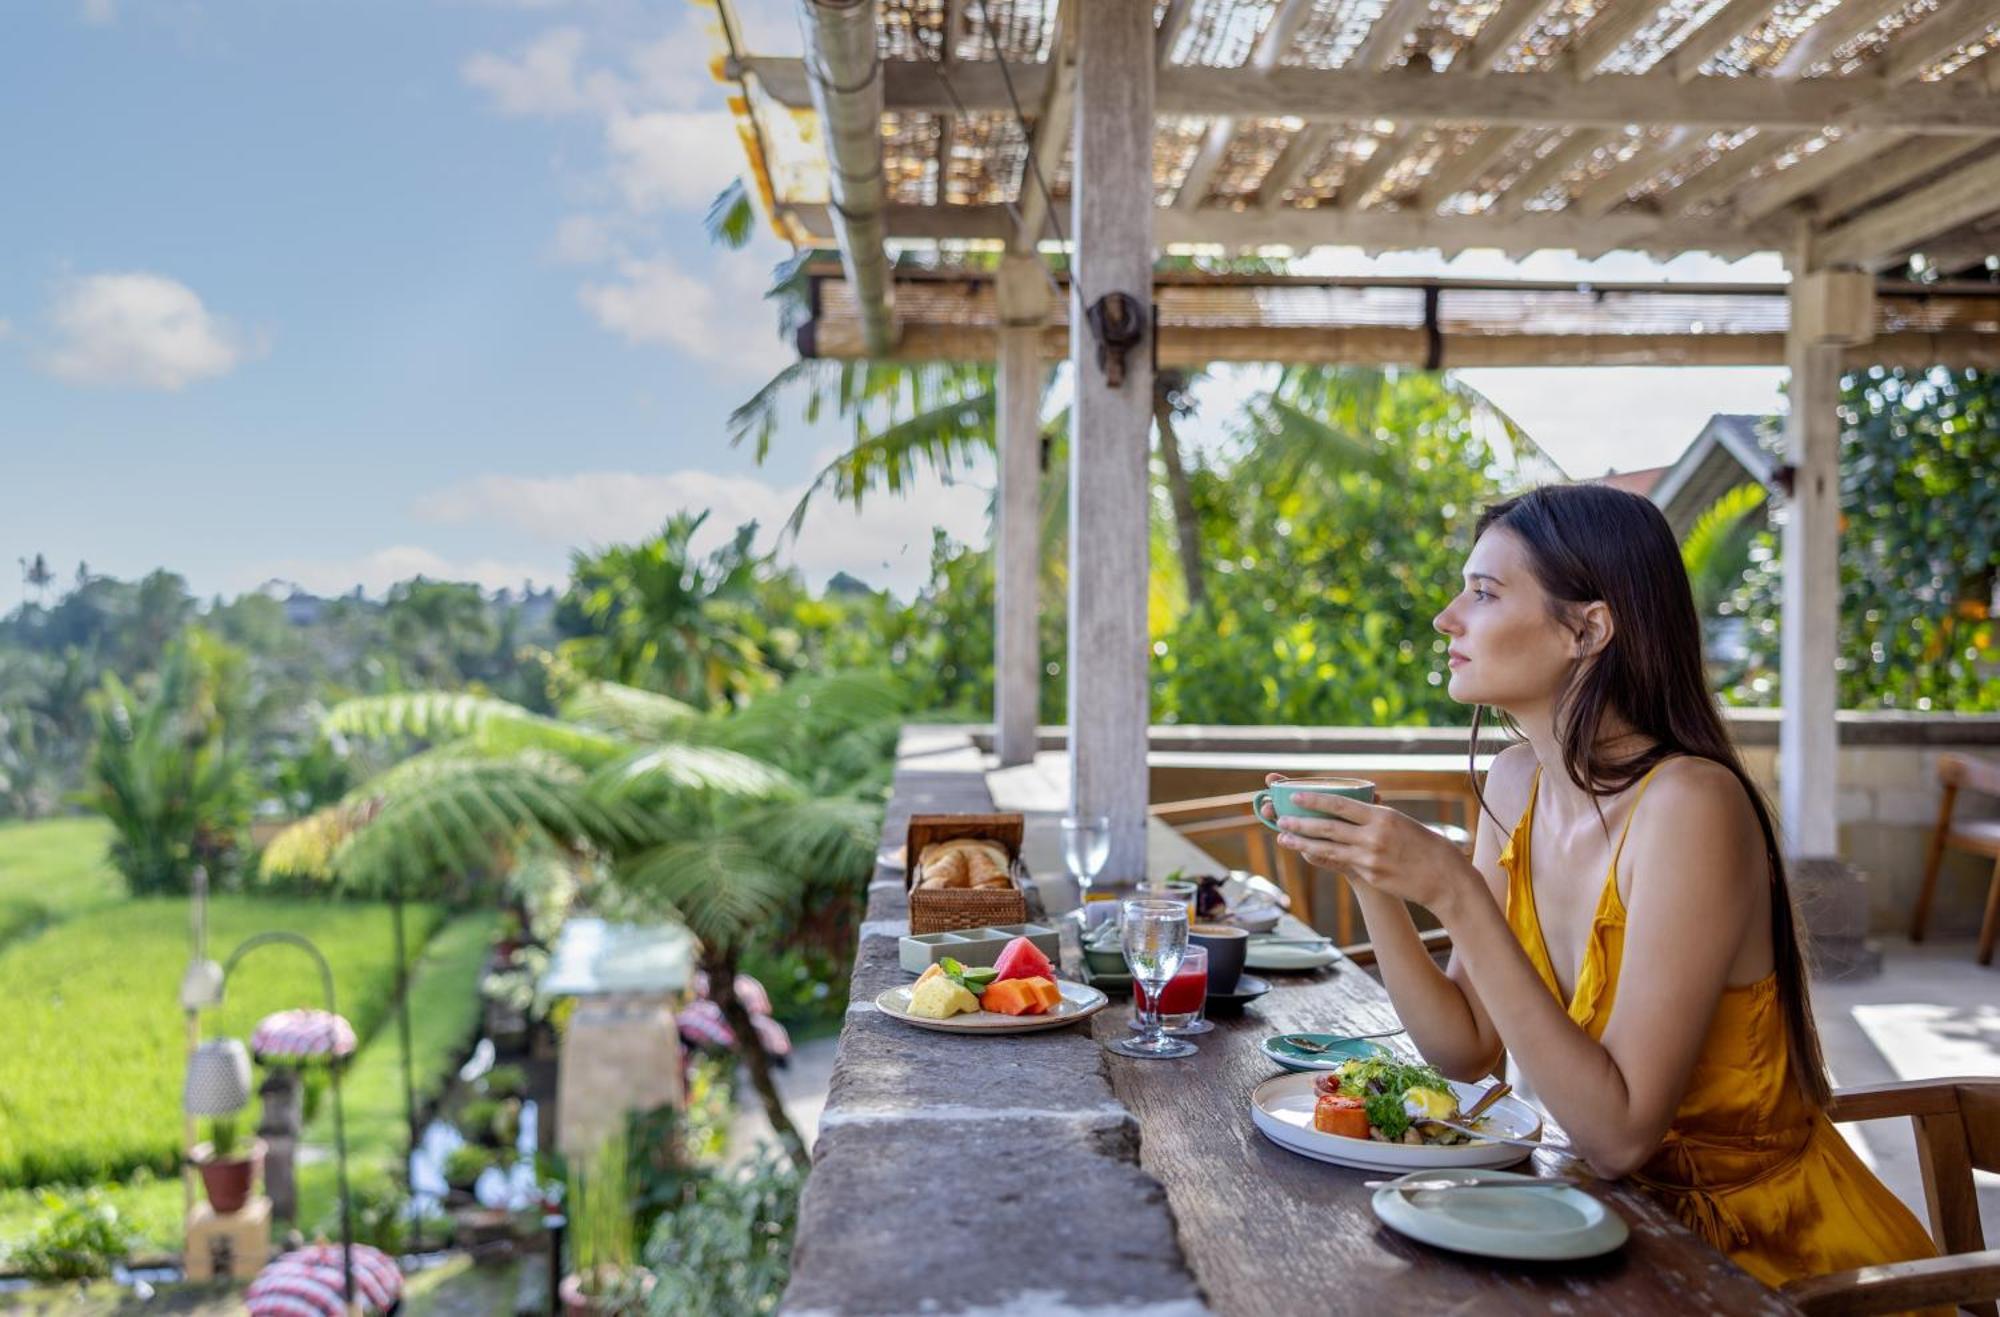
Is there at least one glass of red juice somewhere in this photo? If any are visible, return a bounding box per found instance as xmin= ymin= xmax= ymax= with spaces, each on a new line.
xmin=1133 ymin=945 xmax=1211 ymax=1036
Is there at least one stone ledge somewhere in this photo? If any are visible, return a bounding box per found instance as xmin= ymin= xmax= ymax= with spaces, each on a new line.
xmin=822 ymin=1009 xmax=1122 ymax=1118
xmin=782 ymin=1118 xmax=1203 ymax=1316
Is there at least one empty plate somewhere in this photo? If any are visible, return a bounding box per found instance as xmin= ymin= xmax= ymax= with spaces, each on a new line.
xmin=1371 ymin=1169 xmax=1628 ymax=1261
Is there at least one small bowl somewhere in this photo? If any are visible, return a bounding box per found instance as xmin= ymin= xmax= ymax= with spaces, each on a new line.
xmin=1231 ymin=902 xmax=1282 ymax=933
xmin=1083 ymin=942 xmax=1128 ymax=976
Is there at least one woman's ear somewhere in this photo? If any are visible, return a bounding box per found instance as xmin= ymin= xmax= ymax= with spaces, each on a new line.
xmin=1574 ymin=601 xmax=1615 ymax=658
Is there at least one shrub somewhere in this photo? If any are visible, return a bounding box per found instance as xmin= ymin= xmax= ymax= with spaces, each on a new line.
xmin=9 ymin=1189 xmax=136 ymax=1282
xmin=458 ymin=1098 xmax=503 ymax=1148
xmin=481 ymin=1064 xmax=528 ymax=1100
xmin=643 ymin=1140 xmax=801 ymax=1317
xmin=442 ymin=1145 xmax=494 ymax=1192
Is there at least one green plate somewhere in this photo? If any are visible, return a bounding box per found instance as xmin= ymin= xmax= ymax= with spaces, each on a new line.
xmin=1260 ymin=1032 xmax=1394 ymax=1072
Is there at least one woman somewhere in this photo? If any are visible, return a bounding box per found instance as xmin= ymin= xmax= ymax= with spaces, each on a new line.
xmin=1268 ymin=484 xmax=1935 ymax=1289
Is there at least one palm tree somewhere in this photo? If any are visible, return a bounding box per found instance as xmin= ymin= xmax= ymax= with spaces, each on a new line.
xmin=263 ymin=673 xmax=897 ymax=1168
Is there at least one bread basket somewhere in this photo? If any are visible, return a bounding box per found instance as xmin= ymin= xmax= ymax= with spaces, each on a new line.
xmin=904 ymin=812 xmax=1029 ymax=934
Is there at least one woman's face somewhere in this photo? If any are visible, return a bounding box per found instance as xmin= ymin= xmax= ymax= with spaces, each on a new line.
xmin=1432 ymin=526 xmax=1581 ymax=713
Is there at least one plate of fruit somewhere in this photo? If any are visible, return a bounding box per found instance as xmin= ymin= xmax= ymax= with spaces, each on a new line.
xmin=875 ymin=936 xmax=1108 ymax=1034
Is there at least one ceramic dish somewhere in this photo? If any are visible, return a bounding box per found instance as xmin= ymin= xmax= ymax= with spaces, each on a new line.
xmin=1244 ymin=939 xmax=1340 ymax=972
xmin=1259 ymin=1033 xmax=1395 ymax=1073
xmin=1371 ymin=1169 xmax=1628 ymax=1261
xmin=874 ymin=979 xmax=1109 ymax=1034
xmin=1204 ymin=973 xmax=1272 ymax=1011
xmin=1249 ymin=1073 xmax=1540 ymax=1172
xmin=897 ymin=924 xmax=1061 ymax=974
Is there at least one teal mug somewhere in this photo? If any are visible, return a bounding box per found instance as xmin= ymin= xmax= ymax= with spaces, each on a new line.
xmin=1252 ymin=777 xmax=1376 ymax=832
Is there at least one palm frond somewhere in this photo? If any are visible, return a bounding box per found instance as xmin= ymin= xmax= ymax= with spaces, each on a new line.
xmin=740 ymin=795 xmax=881 ymax=878
xmin=325 ymin=692 xmax=627 ymax=765
xmin=782 ymin=391 xmax=996 ymax=538
xmin=616 ymin=834 xmax=792 ymax=947
xmin=558 ymin=681 xmax=700 ymax=741
xmin=1682 ymin=482 xmax=1769 ymax=611
xmin=327 ymin=752 xmax=619 ymax=895
xmin=705 ymin=179 xmax=755 ymax=250
xmin=1241 ymin=395 xmax=1396 ymax=482
xmin=260 ymin=799 xmax=375 ymax=882
xmin=590 ymin=743 xmax=800 ymax=805
xmin=727 ymin=359 xmax=832 ymax=462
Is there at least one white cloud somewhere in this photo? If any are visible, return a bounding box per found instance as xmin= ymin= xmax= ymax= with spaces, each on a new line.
xmin=577 ymin=248 xmax=789 ymax=376
xmin=241 ymin=546 xmax=559 ymax=598
xmin=0 ymin=318 xmax=13 ymax=340
xmin=415 ymin=464 xmax=993 ymax=597
xmin=602 ymin=109 xmax=740 ymax=214
xmin=80 ymin=0 xmax=115 ymax=25
xmin=39 ymin=272 xmax=255 ymax=391
xmin=549 ymin=213 xmax=622 ymax=265
xmin=1456 ymin=366 xmax=1787 ymax=477
xmin=461 ymin=27 xmax=626 ymax=118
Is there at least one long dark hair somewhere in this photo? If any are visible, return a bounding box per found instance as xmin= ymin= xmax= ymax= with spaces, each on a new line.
xmin=1466 ymin=483 xmax=1830 ymax=1108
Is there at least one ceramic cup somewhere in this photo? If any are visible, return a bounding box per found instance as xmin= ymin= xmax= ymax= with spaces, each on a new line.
xmin=1251 ymin=777 xmax=1376 ymax=832
xmin=1189 ymin=923 xmax=1248 ymax=994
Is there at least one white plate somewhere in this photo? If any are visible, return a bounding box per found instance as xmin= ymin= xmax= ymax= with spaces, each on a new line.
xmin=874 ymin=979 xmax=1109 ymax=1034
xmin=1249 ymin=1073 xmax=1540 ymax=1173
xmin=1244 ymin=941 xmax=1340 ymax=971
xmin=1372 ymin=1169 xmax=1628 ymax=1261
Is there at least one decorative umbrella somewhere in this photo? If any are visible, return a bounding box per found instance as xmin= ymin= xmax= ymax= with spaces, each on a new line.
xmin=251 ymin=1010 xmax=357 ymax=1064
xmin=676 ymin=972 xmax=791 ymax=1060
xmin=245 ymin=1243 xmax=403 ymax=1316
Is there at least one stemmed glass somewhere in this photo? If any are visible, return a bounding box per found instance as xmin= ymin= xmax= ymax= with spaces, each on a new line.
xmin=1108 ymin=899 xmax=1195 ymax=1059
xmin=1060 ymin=813 xmax=1111 ymax=926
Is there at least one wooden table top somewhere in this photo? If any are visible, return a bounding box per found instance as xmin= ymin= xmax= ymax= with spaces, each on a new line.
xmin=1094 ymin=958 xmax=1801 ymax=1315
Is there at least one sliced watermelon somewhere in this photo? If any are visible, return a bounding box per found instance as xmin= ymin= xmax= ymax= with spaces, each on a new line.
xmin=990 ymin=935 xmax=1054 ymax=984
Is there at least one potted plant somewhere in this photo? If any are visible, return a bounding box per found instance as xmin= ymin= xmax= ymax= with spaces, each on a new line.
xmin=190 ymin=1114 xmax=264 ymax=1215
xmin=560 ymin=1127 xmax=654 ymax=1315
xmin=443 ymin=1144 xmax=495 ymax=1197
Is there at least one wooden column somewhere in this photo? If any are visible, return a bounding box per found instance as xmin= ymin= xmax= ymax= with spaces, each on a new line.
xmin=995 ymin=255 xmax=1047 ymax=768
xmin=1067 ymin=0 xmax=1155 ymax=883
xmin=1779 ymin=269 xmax=1872 ymax=856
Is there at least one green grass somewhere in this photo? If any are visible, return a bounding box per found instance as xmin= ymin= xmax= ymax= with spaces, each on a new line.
xmin=0 ymin=818 xmax=124 ymax=940
xmin=0 ymin=895 xmax=442 ymax=1190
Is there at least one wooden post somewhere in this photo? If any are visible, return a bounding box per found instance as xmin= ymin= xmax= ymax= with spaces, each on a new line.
xmin=1067 ymin=0 xmax=1154 ymax=883
xmin=995 ymin=255 xmax=1048 ymax=768
xmin=1779 ymin=268 xmax=1872 ymax=856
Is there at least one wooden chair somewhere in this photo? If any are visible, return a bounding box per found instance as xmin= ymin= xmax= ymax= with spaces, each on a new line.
xmin=1784 ymin=1078 xmax=2000 ymax=1317
xmin=1909 ymin=753 xmax=2000 ymax=966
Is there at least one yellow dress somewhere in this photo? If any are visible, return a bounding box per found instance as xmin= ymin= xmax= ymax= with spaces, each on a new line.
xmin=1500 ymin=764 xmax=1938 ymax=1290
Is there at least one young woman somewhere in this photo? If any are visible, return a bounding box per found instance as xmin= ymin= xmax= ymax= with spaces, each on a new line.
xmin=1268 ymin=484 xmax=1935 ymax=1289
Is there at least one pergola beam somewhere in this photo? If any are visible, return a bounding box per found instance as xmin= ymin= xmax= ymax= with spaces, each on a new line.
xmin=1494 ymin=128 xmax=1614 ymax=214
xmin=1414 ymin=126 xmax=1527 ymax=208
xmin=785 ymin=198 xmax=1796 ymax=255
xmin=1012 ymin=3 xmax=1076 ymax=254
xmin=1570 ymin=127 xmax=1693 ymax=217
xmin=1667 ymin=0 xmax=1779 ymax=82
xmin=741 ymin=56 xmax=2000 ymax=133
xmin=1462 ymin=0 xmax=1559 ymax=75
xmin=1813 ymin=150 xmax=2000 ymax=267
xmin=1258 ymin=123 xmax=1332 ymax=208
xmin=1773 ymin=0 xmax=1908 ymax=78
xmin=1176 ymin=0 xmax=1316 ymax=209
xmin=1881 ymin=0 xmax=2000 ymax=87
xmin=1570 ymin=0 xmax=1660 ymax=76
xmin=1353 ymin=0 xmax=1433 ymax=72
xmin=1735 ymin=132 xmax=1902 ymax=222
xmin=1807 ymin=136 xmax=1994 ymax=224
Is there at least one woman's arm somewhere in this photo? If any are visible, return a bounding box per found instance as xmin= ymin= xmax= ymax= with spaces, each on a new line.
xmin=1279 ymin=759 xmax=1765 ymax=1179
xmin=1341 ymin=755 xmax=1523 ymax=1081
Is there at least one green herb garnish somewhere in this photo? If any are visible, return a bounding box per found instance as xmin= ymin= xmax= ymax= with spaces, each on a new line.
xmin=1331 ymin=1057 xmax=1452 ymax=1141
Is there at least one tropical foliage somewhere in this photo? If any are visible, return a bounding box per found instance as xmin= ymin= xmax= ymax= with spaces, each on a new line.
xmin=1717 ymin=367 xmax=2000 ymax=710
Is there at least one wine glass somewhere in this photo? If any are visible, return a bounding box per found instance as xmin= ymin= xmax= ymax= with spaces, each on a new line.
xmin=1108 ymin=899 xmax=1195 ymax=1059
xmin=1061 ymin=813 xmax=1111 ymax=926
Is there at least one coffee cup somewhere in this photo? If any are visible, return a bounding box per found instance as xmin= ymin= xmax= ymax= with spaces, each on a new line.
xmin=1189 ymin=923 xmax=1248 ymax=994
xmin=1251 ymin=777 xmax=1375 ymax=832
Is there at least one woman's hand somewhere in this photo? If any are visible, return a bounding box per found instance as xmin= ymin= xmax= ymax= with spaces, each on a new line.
xmin=1272 ymin=788 xmax=1480 ymax=917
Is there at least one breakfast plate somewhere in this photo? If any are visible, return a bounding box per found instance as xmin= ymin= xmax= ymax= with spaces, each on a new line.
xmin=874 ymin=979 xmax=1109 ymax=1034
xmin=1249 ymin=1073 xmax=1540 ymax=1172
xmin=1371 ymin=1169 xmax=1628 ymax=1261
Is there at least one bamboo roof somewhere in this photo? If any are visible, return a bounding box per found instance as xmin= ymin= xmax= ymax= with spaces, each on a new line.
xmin=706 ymin=0 xmax=2000 ymax=272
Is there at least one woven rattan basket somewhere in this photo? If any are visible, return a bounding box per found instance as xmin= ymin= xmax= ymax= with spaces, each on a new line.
xmin=905 ymin=813 xmax=1028 ymax=934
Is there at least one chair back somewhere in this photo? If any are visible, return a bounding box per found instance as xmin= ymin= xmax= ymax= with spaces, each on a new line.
xmin=1826 ymin=1079 xmax=2000 ymax=1258
xmin=1939 ymin=753 xmax=2000 ymax=798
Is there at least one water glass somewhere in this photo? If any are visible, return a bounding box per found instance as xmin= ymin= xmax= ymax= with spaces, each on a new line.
xmin=1108 ymin=899 xmax=1195 ymax=1059
xmin=1061 ymin=813 xmax=1112 ymax=929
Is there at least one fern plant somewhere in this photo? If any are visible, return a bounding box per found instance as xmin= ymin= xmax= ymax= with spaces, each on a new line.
xmin=263 ymin=673 xmax=892 ymax=1166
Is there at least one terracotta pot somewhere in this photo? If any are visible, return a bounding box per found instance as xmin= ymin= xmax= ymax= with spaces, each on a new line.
xmin=559 ymin=1267 xmax=655 ymax=1316
xmin=191 ymin=1139 xmax=266 ymax=1215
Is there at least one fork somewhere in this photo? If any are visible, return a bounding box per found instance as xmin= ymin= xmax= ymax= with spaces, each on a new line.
xmin=1278 ymin=1029 xmax=1405 ymax=1052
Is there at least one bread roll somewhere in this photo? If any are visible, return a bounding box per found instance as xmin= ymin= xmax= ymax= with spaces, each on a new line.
xmin=917 ymin=838 xmax=1012 ymax=891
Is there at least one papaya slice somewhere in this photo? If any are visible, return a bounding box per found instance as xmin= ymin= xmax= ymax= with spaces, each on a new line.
xmin=981 ymin=979 xmax=1040 ymax=1016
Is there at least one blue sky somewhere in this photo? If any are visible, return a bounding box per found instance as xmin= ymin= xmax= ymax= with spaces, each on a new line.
xmin=1 ymin=0 xmax=1788 ymax=604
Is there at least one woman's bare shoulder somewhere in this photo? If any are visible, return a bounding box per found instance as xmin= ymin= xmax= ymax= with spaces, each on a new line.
xmin=1481 ymin=742 xmax=1539 ymax=826
xmin=1631 ymin=757 xmax=1767 ymax=868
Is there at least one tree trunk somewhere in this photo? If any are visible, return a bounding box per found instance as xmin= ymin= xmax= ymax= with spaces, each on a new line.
xmin=1153 ymin=393 xmax=1207 ymax=610
xmin=705 ymin=951 xmax=811 ymax=1174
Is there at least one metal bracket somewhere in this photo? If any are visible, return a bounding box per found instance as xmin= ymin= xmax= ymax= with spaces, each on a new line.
xmin=1086 ymin=291 xmax=1146 ymax=387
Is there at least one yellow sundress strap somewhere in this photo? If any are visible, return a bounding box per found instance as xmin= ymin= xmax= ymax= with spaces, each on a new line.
xmin=1605 ymin=759 xmax=1672 ymax=878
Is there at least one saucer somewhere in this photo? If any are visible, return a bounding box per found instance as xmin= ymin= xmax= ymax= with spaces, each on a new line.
xmin=1204 ymin=973 xmax=1272 ymax=1011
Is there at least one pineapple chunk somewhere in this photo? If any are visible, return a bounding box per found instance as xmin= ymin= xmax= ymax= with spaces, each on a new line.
xmin=908 ymin=975 xmax=981 ymax=1019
